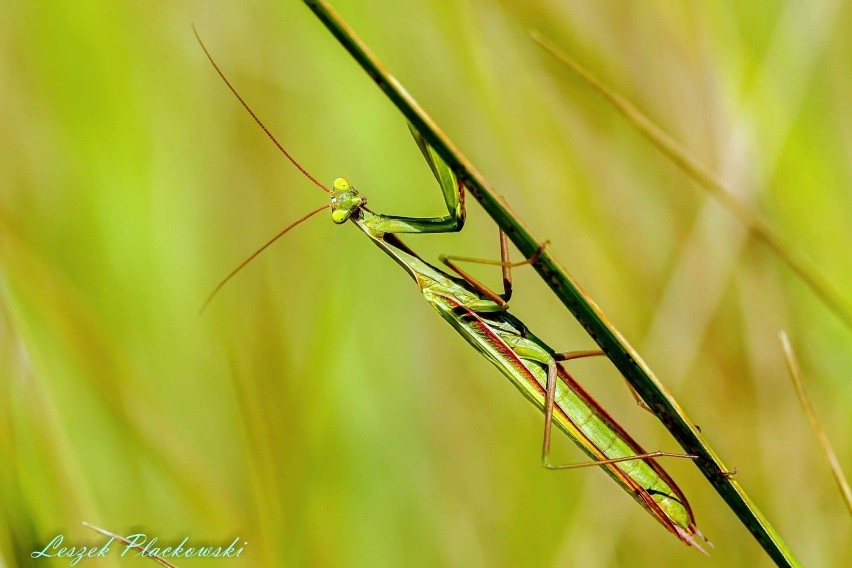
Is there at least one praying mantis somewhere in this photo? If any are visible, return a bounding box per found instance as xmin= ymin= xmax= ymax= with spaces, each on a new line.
xmin=195 ymin=29 xmax=709 ymax=552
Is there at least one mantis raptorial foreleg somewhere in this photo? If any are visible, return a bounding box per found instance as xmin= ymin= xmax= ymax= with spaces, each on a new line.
xmin=372 ymin=125 xmax=466 ymax=234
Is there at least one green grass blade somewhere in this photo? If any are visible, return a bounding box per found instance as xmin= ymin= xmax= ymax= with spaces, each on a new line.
xmin=779 ymin=331 xmax=852 ymax=515
xmin=302 ymin=1 xmax=801 ymax=565
xmin=530 ymin=31 xmax=852 ymax=334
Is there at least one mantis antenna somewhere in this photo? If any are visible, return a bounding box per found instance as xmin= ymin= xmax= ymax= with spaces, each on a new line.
xmin=192 ymin=24 xmax=331 ymax=194
xmin=199 ymin=204 xmax=330 ymax=314
xmin=193 ymin=25 xmax=334 ymax=312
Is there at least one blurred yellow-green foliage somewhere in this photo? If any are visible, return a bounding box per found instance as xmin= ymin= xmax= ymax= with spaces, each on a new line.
xmin=2 ymin=1 xmax=851 ymax=567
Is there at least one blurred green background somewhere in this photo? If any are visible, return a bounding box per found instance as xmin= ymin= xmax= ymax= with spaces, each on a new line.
xmin=2 ymin=1 xmax=851 ymax=566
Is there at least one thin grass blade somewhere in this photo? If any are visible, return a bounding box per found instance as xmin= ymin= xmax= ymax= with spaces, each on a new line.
xmin=530 ymin=31 xmax=852 ymax=333
xmin=779 ymin=331 xmax=852 ymax=515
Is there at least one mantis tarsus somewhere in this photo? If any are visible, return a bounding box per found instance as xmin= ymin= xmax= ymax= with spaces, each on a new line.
xmin=195 ymin=29 xmax=709 ymax=552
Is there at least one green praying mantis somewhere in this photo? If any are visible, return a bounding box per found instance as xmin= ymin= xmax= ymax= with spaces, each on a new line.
xmin=196 ymin=30 xmax=710 ymax=552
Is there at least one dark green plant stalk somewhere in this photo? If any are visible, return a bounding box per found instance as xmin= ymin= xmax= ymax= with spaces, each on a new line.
xmin=302 ymin=1 xmax=799 ymax=565
xmin=530 ymin=31 xmax=852 ymax=333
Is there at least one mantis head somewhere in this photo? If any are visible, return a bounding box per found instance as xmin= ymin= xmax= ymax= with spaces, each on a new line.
xmin=331 ymin=177 xmax=366 ymax=224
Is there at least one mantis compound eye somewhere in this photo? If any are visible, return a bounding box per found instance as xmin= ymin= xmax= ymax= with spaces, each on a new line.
xmin=331 ymin=208 xmax=350 ymax=224
xmin=333 ymin=177 xmax=352 ymax=191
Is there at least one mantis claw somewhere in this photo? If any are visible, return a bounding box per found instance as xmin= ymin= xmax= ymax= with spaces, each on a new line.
xmin=529 ymin=240 xmax=550 ymax=264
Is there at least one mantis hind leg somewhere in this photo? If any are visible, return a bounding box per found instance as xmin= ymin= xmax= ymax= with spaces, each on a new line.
xmin=540 ymin=359 xmax=696 ymax=470
xmin=555 ymin=350 xmax=652 ymax=412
